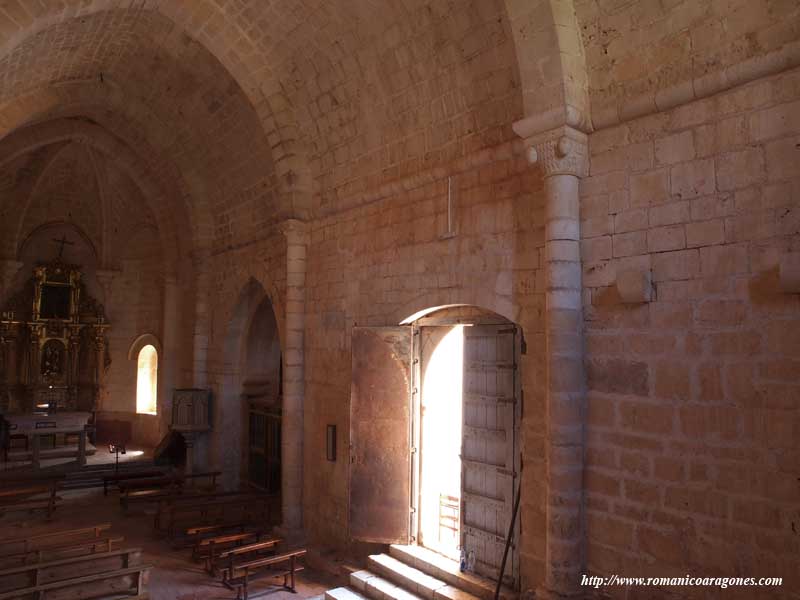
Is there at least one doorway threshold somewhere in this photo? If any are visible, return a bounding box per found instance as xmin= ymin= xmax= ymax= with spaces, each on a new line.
xmin=389 ymin=544 xmax=517 ymax=600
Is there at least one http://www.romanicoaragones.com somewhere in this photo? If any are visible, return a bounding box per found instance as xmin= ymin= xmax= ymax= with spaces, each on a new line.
xmin=581 ymin=574 xmax=783 ymax=590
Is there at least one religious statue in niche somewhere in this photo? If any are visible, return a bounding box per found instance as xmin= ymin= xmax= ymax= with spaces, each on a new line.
xmin=41 ymin=340 xmax=65 ymax=380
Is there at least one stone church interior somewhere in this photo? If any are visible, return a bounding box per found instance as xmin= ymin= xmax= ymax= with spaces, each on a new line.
xmin=0 ymin=2 xmax=798 ymax=600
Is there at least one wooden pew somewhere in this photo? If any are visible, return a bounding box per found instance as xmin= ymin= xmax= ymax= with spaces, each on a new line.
xmin=216 ymin=538 xmax=282 ymax=579
xmin=0 ymin=547 xmax=143 ymax=594
xmin=179 ymin=470 xmax=221 ymax=491
xmin=120 ymin=470 xmax=222 ymax=513
xmin=163 ymin=494 xmax=272 ymax=538
xmin=226 ymin=549 xmax=307 ymax=600
xmin=0 ymin=564 xmax=150 ymax=600
xmin=0 ymin=483 xmax=59 ymax=519
xmin=174 ymin=522 xmax=255 ymax=549
xmin=0 ymin=537 xmax=124 ymax=570
xmin=118 ymin=475 xmax=181 ymax=502
xmin=191 ymin=530 xmax=269 ymax=569
xmin=153 ymin=491 xmax=268 ymax=534
xmin=0 ymin=524 xmax=113 ymax=562
xmin=103 ymin=469 xmax=167 ymax=495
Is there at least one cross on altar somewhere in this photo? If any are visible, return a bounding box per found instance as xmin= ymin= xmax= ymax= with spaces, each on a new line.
xmin=52 ymin=235 xmax=75 ymax=258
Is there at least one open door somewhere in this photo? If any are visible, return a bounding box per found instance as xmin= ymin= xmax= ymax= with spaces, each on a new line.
xmin=461 ymin=324 xmax=520 ymax=587
xmin=349 ymin=326 xmax=412 ymax=543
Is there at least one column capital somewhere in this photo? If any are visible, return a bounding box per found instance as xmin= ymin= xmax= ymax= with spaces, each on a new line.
xmin=279 ymin=218 xmax=309 ymax=243
xmin=521 ymin=125 xmax=588 ymax=179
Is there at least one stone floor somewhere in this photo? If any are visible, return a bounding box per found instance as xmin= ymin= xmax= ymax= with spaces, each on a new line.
xmin=0 ymin=487 xmax=340 ymax=600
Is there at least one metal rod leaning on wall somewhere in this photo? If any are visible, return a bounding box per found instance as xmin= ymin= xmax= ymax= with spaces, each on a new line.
xmin=495 ymin=472 xmax=522 ymax=600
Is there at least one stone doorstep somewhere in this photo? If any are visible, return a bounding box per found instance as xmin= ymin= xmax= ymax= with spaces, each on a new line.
xmin=326 ymin=587 xmax=368 ymax=600
xmin=368 ymin=554 xmax=448 ymax=599
xmin=324 ymin=545 xmax=515 ymax=600
xmin=389 ymin=545 xmax=516 ymax=600
xmin=358 ymin=556 xmax=483 ymax=600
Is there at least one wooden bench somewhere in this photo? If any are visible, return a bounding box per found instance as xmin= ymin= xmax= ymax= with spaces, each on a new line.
xmin=120 ymin=487 xmax=190 ymax=513
xmin=0 ymin=523 xmax=113 ymax=561
xmin=226 ymin=549 xmax=306 ymax=599
xmin=118 ymin=476 xmax=181 ymax=502
xmin=120 ymin=471 xmax=222 ymax=512
xmin=157 ymin=493 xmax=270 ymax=537
xmin=0 ymin=483 xmax=59 ymax=519
xmin=0 ymin=537 xmax=124 ymax=570
xmin=173 ymin=522 xmax=256 ymax=548
xmin=216 ymin=538 xmax=282 ymax=579
xmin=192 ymin=531 xmax=270 ymax=570
xmin=0 ymin=547 xmax=143 ymax=594
xmin=180 ymin=470 xmax=222 ymax=490
xmin=0 ymin=563 xmax=150 ymax=600
xmin=103 ymin=469 xmax=167 ymax=495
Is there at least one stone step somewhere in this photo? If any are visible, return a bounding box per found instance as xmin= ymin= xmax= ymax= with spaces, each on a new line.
xmin=389 ymin=545 xmax=515 ymax=600
xmin=350 ymin=569 xmax=423 ymax=600
xmin=365 ymin=555 xmax=481 ymax=600
xmin=325 ymin=587 xmax=368 ymax=600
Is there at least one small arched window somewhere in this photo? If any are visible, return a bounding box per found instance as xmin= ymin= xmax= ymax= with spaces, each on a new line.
xmin=136 ymin=344 xmax=158 ymax=415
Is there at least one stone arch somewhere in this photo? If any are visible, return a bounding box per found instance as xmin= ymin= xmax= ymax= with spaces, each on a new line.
xmin=14 ymin=142 xmax=103 ymax=260
xmin=127 ymin=333 xmax=163 ymax=362
xmin=393 ymin=288 xmax=521 ymax=327
xmin=0 ymin=82 xmax=199 ymax=240
xmin=17 ymin=220 xmax=99 ymax=264
xmin=0 ymin=118 xmax=186 ymax=274
xmin=504 ymin=0 xmax=591 ymax=135
xmin=0 ymin=3 xmax=313 ymax=219
xmin=215 ymin=277 xmax=284 ymax=491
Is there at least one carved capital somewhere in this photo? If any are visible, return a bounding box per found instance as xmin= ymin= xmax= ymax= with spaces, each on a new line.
xmin=523 ymin=125 xmax=588 ymax=178
xmin=279 ymin=218 xmax=309 ymax=245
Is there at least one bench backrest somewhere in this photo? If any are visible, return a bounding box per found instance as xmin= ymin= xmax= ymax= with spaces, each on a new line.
xmin=0 ymin=564 xmax=150 ymax=600
xmin=0 ymin=485 xmax=54 ymax=499
xmin=171 ymin=494 xmax=268 ymax=513
xmin=219 ymin=538 xmax=280 ymax=559
xmin=0 ymin=525 xmax=112 ymax=557
xmin=0 ymin=538 xmax=124 ymax=571
xmin=235 ymin=549 xmax=307 ymax=571
xmin=0 ymin=548 xmax=142 ymax=593
xmin=162 ymin=491 xmax=261 ymax=509
xmin=103 ymin=470 xmax=165 ymax=482
xmin=118 ymin=476 xmax=177 ymax=490
xmin=196 ymin=531 xmax=259 ymax=548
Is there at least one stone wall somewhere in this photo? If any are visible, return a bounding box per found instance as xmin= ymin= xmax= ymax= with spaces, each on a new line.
xmin=302 ymin=140 xmax=550 ymax=585
xmin=581 ymin=67 xmax=800 ymax=593
xmin=576 ymin=0 xmax=800 ymax=127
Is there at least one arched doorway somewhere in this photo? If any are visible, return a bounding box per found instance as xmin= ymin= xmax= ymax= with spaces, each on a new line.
xmin=220 ymin=279 xmax=282 ymax=524
xmin=241 ymin=296 xmax=282 ymax=501
xmin=349 ymin=305 xmax=522 ymax=589
xmin=413 ymin=307 xmax=521 ymax=585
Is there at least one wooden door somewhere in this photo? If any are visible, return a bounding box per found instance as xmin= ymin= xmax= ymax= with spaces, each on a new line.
xmin=248 ymin=406 xmax=281 ymax=494
xmin=460 ymin=325 xmax=519 ymax=586
xmin=349 ymin=326 xmax=412 ymax=544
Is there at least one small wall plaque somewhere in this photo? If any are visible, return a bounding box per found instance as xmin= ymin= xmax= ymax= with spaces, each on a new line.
xmin=326 ymin=424 xmax=337 ymax=462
